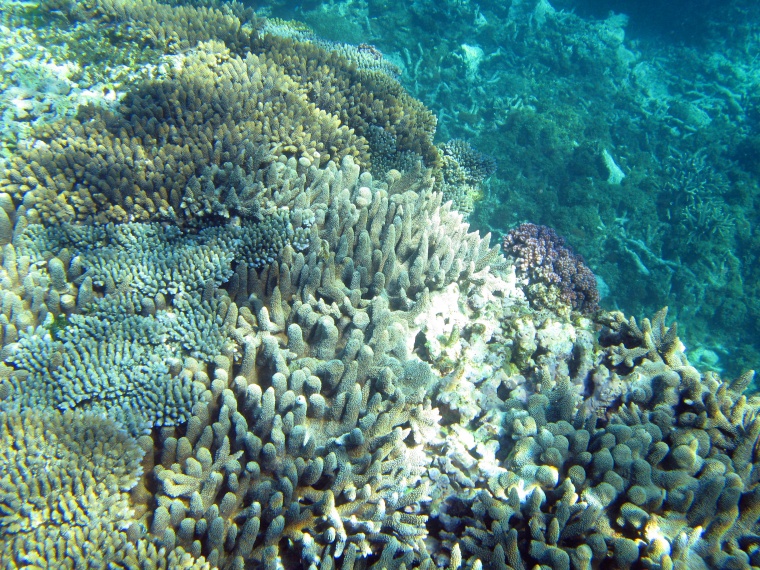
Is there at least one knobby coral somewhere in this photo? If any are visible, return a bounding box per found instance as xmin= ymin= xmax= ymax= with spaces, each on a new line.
xmin=0 ymin=1 xmax=757 ymax=569
xmin=503 ymin=222 xmax=600 ymax=314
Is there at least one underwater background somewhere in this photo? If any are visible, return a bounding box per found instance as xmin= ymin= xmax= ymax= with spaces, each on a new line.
xmin=0 ymin=0 xmax=759 ymax=568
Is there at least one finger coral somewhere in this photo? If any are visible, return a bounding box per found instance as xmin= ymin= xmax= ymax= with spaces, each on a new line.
xmin=0 ymin=41 xmax=366 ymax=225
xmin=0 ymin=407 xmax=145 ymax=567
xmin=142 ymin=156 xmax=496 ymax=567
xmin=439 ymin=309 xmax=760 ymax=570
xmin=0 ymin=2 xmax=758 ymax=569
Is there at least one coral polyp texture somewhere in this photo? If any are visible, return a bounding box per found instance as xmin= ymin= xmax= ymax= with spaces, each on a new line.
xmin=0 ymin=0 xmax=758 ymax=569
xmin=0 ymin=41 xmax=366 ymax=226
xmin=437 ymin=138 xmax=497 ymax=217
xmin=502 ymin=222 xmax=600 ymax=314
xmin=0 ymin=407 xmax=146 ymax=566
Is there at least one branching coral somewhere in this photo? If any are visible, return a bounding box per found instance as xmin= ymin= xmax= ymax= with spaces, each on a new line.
xmin=0 ymin=148 xmax=502 ymax=567
xmin=0 ymin=40 xmax=365 ymax=225
xmin=0 ymin=407 xmax=146 ymax=566
xmin=437 ymin=138 xmax=497 ymax=217
xmin=432 ymin=308 xmax=760 ymax=570
xmin=0 ymin=2 xmax=758 ymax=570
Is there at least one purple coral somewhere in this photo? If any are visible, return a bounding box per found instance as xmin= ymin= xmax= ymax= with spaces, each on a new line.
xmin=503 ymin=223 xmax=599 ymax=314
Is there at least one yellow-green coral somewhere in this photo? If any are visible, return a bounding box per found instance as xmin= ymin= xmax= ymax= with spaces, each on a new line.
xmin=0 ymin=407 xmax=145 ymax=567
xmin=0 ymin=41 xmax=366 ymax=225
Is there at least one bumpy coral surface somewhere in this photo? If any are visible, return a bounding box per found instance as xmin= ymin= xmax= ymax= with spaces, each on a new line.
xmin=0 ymin=1 xmax=758 ymax=570
xmin=437 ymin=138 xmax=497 ymax=217
xmin=503 ymin=222 xmax=600 ymax=314
xmin=0 ymin=407 xmax=145 ymax=567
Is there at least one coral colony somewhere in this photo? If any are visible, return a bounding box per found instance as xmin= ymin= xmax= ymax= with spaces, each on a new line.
xmin=0 ymin=0 xmax=758 ymax=569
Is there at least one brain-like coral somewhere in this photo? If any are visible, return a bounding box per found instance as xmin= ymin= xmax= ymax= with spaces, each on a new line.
xmin=503 ymin=222 xmax=600 ymax=314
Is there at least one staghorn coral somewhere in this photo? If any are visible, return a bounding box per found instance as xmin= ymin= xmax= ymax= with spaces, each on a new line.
xmin=503 ymin=223 xmax=600 ymax=315
xmin=600 ymin=306 xmax=684 ymax=370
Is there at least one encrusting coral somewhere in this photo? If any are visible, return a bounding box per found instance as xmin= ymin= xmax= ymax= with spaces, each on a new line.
xmin=0 ymin=1 xmax=759 ymax=569
xmin=502 ymin=222 xmax=600 ymax=314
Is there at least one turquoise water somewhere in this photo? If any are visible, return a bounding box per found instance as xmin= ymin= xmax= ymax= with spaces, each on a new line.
xmin=0 ymin=0 xmax=759 ymax=568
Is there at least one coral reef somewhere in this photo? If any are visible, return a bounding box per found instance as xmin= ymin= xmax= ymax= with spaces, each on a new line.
xmin=502 ymin=223 xmax=600 ymax=314
xmin=0 ymin=147 xmax=506 ymax=566
xmin=442 ymin=307 xmax=760 ymax=570
xmin=437 ymin=138 xmax=497 ymax=217
xmin=253 ymin=33 xmax=439 ymax=171
xmin=138 ymin=156 xmax=501 ymax=568
xmin=284 ymin=0 xmax=760 ymax=376
xmin=0 ymin=407 xmax=146 ymax=567
xmin=0 ymin=1 xmax=758 ymax=569
xmin=0 ymin=41 xmax=366 ymax=225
